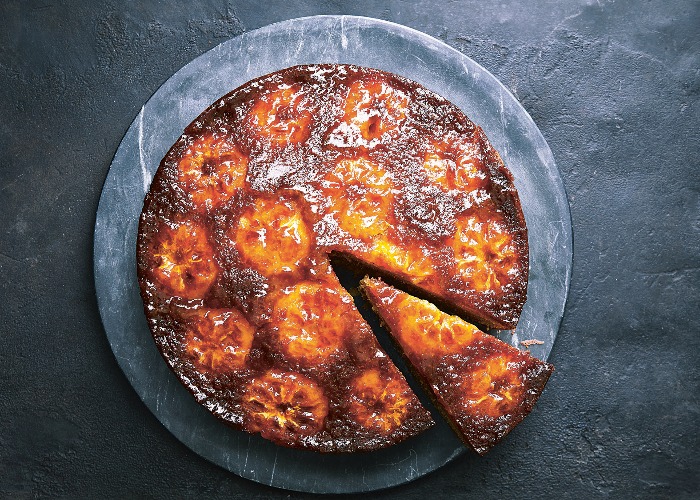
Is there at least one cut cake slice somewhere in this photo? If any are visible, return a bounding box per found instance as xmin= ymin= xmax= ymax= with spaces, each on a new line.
xmin=360 ymin=277 xmax=553 ymax=455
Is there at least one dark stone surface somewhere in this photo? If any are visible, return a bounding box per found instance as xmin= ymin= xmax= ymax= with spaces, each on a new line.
xmin=1 ymin=0 xmax=698 ymax=498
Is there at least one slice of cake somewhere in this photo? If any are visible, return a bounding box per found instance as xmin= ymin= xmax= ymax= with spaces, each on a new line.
xmin=361 ymin=277 xmax=553 ymax=455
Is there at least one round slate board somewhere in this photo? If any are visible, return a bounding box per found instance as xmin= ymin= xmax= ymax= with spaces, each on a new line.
xmin=94 ymin=15 xmax=572 ymax=493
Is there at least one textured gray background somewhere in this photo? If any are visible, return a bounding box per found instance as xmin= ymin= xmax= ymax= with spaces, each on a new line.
xmin=1 ymin=0 xmax=699 ymax=498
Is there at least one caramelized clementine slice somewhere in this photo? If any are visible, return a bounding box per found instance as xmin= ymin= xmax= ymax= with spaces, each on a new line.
xmin=422 ymin=137 xmax=486 ymax=193
xmin=151 ymin=220 xmax=218 ymax=299
xmin=459 ymin=356 xmax=524 ymax=417
xmin=347 ymin=368 xmax=410 ymax=434
xmin=452 ymin=213 xmax=517 ymax=292
xmin=365 ymin=238 xmax=435 ymax=283
xmin=247 ymin=85 xmax=312 ymax=145
xmin=344 ymin=79 xmax=409 ymax=141
xmin=177 ymin=135 xmax=248 ymax=210
xmin=270 ymin=282 xmax=349 ymax=364
xmin=183 ymin=308 xmax=254 ymax=372
xmin=234 ymin=194 xmax=313 ymax=275
xmin=242 ymin=370 xmax=329 ymax=441
xmin=322 ymin=157 xmax=394 ymax=239
xmin=392 ymin=297 xmax=480 ymax=358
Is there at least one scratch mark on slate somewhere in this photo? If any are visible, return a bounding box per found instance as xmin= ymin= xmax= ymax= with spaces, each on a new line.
xmin=138 ymin=108 xmax=149 ymax=194
xmin=269 ymin=447 xmax=279 ymax=486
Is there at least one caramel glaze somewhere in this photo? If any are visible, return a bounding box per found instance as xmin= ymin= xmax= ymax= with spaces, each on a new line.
xmin=137 ymin=64 xmax=528 ymax=452
xmin=361 ymin=277 xmax=552 ymax=455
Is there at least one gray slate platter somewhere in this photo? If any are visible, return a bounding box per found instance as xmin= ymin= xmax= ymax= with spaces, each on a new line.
xmin=94 ymin=15 xmax=572 ymax=493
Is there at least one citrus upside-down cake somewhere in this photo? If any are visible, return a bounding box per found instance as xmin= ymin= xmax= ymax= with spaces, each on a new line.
xmin=137 ymin=64 xmax=545 ymax=452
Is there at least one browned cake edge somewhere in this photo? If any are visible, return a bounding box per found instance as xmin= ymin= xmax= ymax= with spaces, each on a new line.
xmin=474 ymin=125 xmax=530 ymax=330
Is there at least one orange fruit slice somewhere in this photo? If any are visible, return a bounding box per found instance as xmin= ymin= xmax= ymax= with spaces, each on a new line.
xmin=151 ymin=220 xmax=218 ymax=299
xmin=422 ymin=136 xmax=486 ymax=193
xmin=247 ymin=85 xmax=313 ymax=145
xmin=270 ymin=282 xmax=349 ymax=364
xmin=321 ymin=157 xmax=394 ymax=239
xmin=344 ymin=79 xmax=409 ymax=141
xmin=183 ymin=308 xmax=255 ymax=372
xmin=459 ymin=356 xmax=525 ymax=418
xmin=392 ymin=300 xmax=480 ymax=358
xmin=365 ymin=238 xmax=435 ymax=283
xmin=347 ymin=368 xmax=411 ymax=434
xmin=234 ymin=194 xmax=313 ymax=276
xmin=242 ymin=370 xmax=329 ymax=441
xmin=177 ymin=135 xmax=248 ymax=210
xmin=452 ymin=213 xmax=517 ymax=292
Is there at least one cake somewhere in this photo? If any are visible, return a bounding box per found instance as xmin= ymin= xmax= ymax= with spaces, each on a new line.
xmin=137 ymin=64 xmax=531 ymax=452
xmin=361 ymin=277 xmax=553 ymax=455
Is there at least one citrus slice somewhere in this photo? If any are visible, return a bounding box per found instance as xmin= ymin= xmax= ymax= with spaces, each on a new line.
xmin=366 ymin=238 xmax=435 ymax=283
xmin=177 ymin=135 xmax=248 ymax=210
xmin=151 ymin=220 xmax=218 ymax=299
xmin=270 ymin=282 xmax=349 ymax=364
xmin=391 ymin=297 xmax=480 ymax=358
xmin=422 ymin=136 xmax=487 ymax=193
xmin=321 ymin=157 xmax=394 ymax=239
xmin=247 ymin=85 xmax=313 ymax=145
xmin=234 ymin=194 xmax=313 ymax=276
xmin=346 ymin=368 xmax=411 ymax=435
xmin=344 ymin=79 xmax=409 ymax=141
xmin=452 ymin=213 xmax=517 ymax=292
xmin=459 ymin=356 xmax=524 ymax=417
xmin=242 ymin=370 xmax=329 ymax=442
xmin=183 ymin=308 xmax=255 ymax=372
